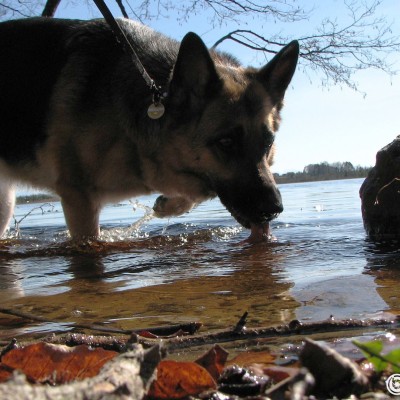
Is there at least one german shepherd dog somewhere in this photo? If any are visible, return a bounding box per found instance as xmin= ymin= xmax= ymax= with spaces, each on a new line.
xmin=0 ymin=17 xmax=299 ymax=240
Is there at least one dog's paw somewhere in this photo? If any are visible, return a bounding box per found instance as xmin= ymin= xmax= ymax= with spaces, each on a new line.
xmin=153 ymin=196 xmax=195 ymax=218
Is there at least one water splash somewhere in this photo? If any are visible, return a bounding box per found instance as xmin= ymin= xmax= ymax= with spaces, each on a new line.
xmin=100 ymin=200 xmax=155 ymax=241
xmin=314 ymin=204 xmax=324 ymax=212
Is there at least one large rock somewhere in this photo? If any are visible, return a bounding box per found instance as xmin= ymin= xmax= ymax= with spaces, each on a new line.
xmin=360 ymin=135 xmax=400 ymax=238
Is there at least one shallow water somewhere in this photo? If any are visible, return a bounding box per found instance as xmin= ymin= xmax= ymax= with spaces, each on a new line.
xmin=0 ymin=178 xmax=399 ymax=340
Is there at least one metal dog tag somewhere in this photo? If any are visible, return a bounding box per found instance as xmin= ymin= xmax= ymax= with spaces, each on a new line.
xmin=147 ymin=103 xmax=165 ymax=119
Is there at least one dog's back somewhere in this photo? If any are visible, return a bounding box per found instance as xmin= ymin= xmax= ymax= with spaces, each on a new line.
xmin=0 ymin=18 xmax=73 ymax=163
xmin=0 ymin=18 xmax=178 ymax=165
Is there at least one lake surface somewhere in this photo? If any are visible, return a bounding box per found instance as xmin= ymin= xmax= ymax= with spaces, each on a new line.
xmin=1 ymin=178 xmax=399 ymax=341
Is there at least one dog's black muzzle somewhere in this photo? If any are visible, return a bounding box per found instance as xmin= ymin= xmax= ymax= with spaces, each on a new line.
xmin=216 ymin=180 xmax=283 ymax=229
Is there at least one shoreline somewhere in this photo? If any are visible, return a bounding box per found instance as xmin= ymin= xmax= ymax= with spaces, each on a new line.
xmin=16 ymin=176 xmax=367 ymax=205
xmin=16 ymin=194 xmax=60 ymax=205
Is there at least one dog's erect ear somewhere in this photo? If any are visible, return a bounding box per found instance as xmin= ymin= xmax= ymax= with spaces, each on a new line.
xmin=258 ymin=40 xmax=299 ymax=105
xmin=169 ymin=32 xmax=221 ymax=108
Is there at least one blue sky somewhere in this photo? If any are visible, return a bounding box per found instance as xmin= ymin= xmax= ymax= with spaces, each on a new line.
xmin=54 ymin=0 xmax=400 ymax=174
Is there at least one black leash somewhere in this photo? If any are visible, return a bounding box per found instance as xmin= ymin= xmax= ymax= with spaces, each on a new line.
xmin=92 ymin=0 xmax=165 ymax=119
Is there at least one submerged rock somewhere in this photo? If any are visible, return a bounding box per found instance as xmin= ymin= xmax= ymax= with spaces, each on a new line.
xmin=360 ymin=135 xmax=400 ymax=238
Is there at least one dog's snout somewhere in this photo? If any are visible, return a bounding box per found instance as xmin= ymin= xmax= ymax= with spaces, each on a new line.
xmin=273 ymin=188 xmax=283 ymax=213
xmin=269 ymin=201 xmax=283 ymax=216
xmin=262 ymin=188 xmax=283 ymax=219
xmin=215 ymin=172 xmax=284 ymax=228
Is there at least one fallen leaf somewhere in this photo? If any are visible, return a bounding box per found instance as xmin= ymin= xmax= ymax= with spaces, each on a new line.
xmin=0 ymin=342 xmax=118 ymax=384
xmin=260 ymin=366 xmax=299 ymax=383
xmin=300 ymin=338 xmax=368 ymax=397
xmin=0 ymin=345 xmax=159 ymax=400
xmin=195 ymin=344 xmax=229 ymax=380
xmin=147 ymin=360 xmax=216 ymax=399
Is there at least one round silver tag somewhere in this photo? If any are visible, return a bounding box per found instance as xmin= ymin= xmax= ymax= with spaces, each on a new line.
xmin=147 ymin=103 xmax=165 ymax=119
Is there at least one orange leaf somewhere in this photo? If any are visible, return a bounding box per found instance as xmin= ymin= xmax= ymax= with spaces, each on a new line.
xmin=148 ymin=360 xmax=216 ymax=399
xmin=1 ymin=342 xmax=117 ymax=384
xmin=195 ymin=344 xmax=229 ymax=380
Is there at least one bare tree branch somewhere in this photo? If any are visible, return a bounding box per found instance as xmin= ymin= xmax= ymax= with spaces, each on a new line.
xmin=129 ymin=0 xmax=310 ymax=24
xmin=1 ymin=0 xmax=399 ymax=91
xmin=0 ymin=3 xmax=29 ymax=17
xmin=209 ymin=0 xmax=400 ymax=90
xmin=212 ymin=29 xmax=286 ymax=53
xmin=1 ymin=1 xmax=45 ymax=18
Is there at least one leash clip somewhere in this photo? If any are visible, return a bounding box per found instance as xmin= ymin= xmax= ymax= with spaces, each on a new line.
xmin=147 ymin=83 xmax=166 ymax=120
xmin=92 ymin=0 xmax=166 ymax=120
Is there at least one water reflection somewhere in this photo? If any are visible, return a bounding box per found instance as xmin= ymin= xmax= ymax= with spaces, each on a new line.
xmin=362 ymin=239 xmax=400 ymax=316
xmin=0 ymin=232 xmax=300 ymax=339
xmin=1 ymin=179 xmax=399 ymax=340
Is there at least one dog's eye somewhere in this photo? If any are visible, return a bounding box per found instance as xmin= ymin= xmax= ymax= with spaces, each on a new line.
xmin=218 ymin=137 xmax=234 ymax=149
xmin=262 ymin=125 xmax=275 ymax=151
xmin=211 ymin=127 xmax=243 ymax=156
xmin=265 ymin=135 xmax=274 ymax=149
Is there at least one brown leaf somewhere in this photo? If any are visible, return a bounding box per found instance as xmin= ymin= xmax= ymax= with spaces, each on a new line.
xmin=195 ymin=344 xmax=229 ymax=380
xmin=260 ymin=366 xmax=299 ymax=383
xmin=147 ymin=360 xmax=216 ymax=399
xmin=300 ymin=338 xmax=369 ymax=397
xmin=0 ymin=342 xmax=118 ymax=384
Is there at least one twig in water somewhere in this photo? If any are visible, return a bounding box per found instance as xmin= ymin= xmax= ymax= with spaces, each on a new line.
xmin=13 ymin=202 xmax=55 ymax=237
xmin=29 ymin=315 xmax=400 ymax=354
xmin=0 ymin=338 xmax=18 ymax=358
xmin=0 ymin=307 xmax=201 ymax=337
xmin=134 ymin=316 xmax=400 ymax=351
xmin=233 ymin=311 xmax=248 ymax=332
xmin=1 ymin=307 xmax=399 ymax=355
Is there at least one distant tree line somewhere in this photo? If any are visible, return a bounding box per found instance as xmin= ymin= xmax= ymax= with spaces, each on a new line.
xmin=274 ymin=161 xmax=371 ymax=184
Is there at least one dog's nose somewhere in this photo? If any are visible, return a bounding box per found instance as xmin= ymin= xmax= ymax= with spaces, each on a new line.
xmin=270 ymin=201 xmax=283 ymax=215
xmin=262 ymin=201 xmax=283 ymax=222
xmin=263 ymin=187 xmax=283 ymax=217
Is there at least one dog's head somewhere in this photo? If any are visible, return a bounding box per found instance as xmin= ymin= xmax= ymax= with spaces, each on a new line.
xmin=158 ymin=33 xmax=299 ymax=231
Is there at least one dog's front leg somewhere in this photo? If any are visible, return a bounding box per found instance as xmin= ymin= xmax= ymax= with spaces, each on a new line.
xmin=58 ymin=189 xmax=101 ymax=239
xmin=0 ymin=181 xmax=15 ymax=237
xmin=153 ymin=196 xmax=195 ymax=218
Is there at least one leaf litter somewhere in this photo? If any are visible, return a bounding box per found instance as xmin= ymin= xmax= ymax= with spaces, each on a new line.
xmin=0 ymin=316 xmax=399 ymax=399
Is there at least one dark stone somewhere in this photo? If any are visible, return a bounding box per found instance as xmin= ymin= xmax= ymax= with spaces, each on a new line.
xmin=360 ymin=135 xmax=400 ymax=238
